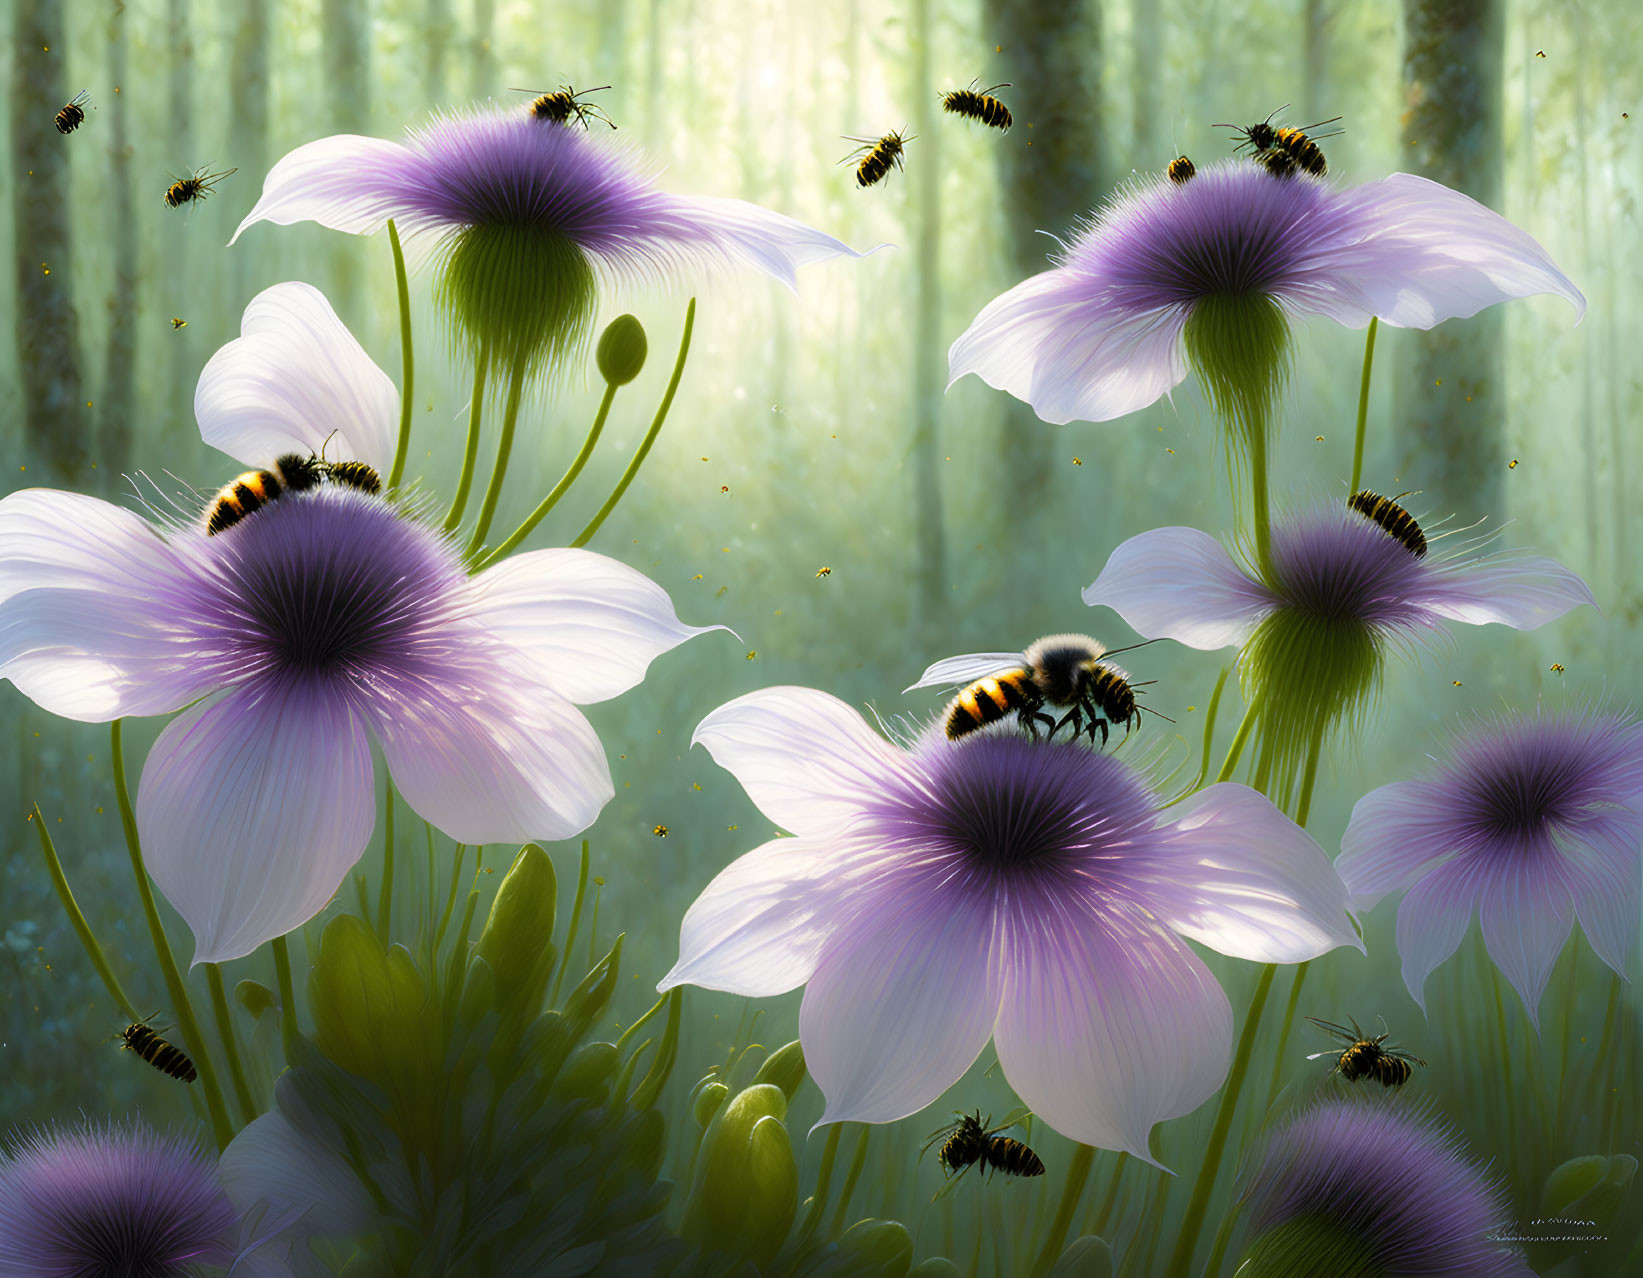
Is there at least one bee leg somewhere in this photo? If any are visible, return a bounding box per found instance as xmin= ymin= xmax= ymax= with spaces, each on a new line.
xmin=1090 ymin=719 xmax=1109 ymax=748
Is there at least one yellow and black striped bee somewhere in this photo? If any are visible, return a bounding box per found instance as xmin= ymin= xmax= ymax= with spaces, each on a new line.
xmin=514 ymin=84 xmax=616 ymax=129
xmin=120 ymin=1017 xmax=197 ymax=1084
xmin=1306 ymin=1016 xmax=1426 ymax=1087
xmin=204 ymin=449 xmax=381 ymax=536
xmin=164 ymin=165 xmax=237 ymax=209
xmin=1167 ymin=155 xmax=1196 ymax=184
xmin=1217 ymin=106 xmax=1342 ymax=177
xmin=941 ymin=80 xmax=1013 ymax=131
xmin=170 ymin=317 xmax=188 ymax=329
xmin=913 ymin=634 xmax=1169 ymax=748
xmin=55 ymin=90 xmax=91 ymax=134
xmin=839 ymin=129 xmax=914 ymax=188
xmin=923 ymin=1111 xmax=1046 ymax=1186
xmin=1347 ymin=489 xmax=1427 ymax=557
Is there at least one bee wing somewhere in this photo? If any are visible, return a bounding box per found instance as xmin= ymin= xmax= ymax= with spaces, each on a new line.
xmin=1304 ymin=1050 xmax=1340 ymax=1060
xmin=904 ymin=651 xmax=1023 ymax=693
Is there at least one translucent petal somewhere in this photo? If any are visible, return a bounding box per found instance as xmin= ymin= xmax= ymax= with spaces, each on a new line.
xmin=230 ymin=133 xmax=413 ymax=243
xmin=659 ymin=193 xmax=867 ymax=290
xmin=1083 ymin=526 xmax=1277 ymax=649
xmin=218 ymin=1113 xmax=376 ymax=1239
xmin=138 ymin=682 xmax=376 ymax=964
xmin=1561 ymin=810 xmax=1643 ymax=979
xmin=903 ymin=651 xmax=1023 ymax=693
xmin=195 ymin=282 xmax=399 ymax=474
xmin=1421 ymin=555 xmax=1596 ymax=630
xmin=1337 ymin=780 xmax=1460 ymax=910
xmin=1396 ymin=857 xmax=1488 ymax=1014
xmin=1478 ymin=850 xmax=1577 ymax=1031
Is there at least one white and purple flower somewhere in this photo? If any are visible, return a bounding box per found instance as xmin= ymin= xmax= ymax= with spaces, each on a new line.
xmin=659 ymin=687 xmax=1360 ymax=1160
xmin=1241 ymin=1099 xmax=1531 ymax=1277
xmin=949 ymin=159 xmax=1583 ymax=426
xmin=1338 ymin=706 xmax=1643 ymax=1029
xmin=231 ymin=107 xmax=863 ymax=378
xmin=0 ymin=282 xmax=719 ymax=963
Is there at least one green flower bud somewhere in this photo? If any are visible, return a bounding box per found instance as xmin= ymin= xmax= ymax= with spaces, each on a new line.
xmin=597 ymin=314 xmax=648 ymax=386
xmin=753 ymin=1040 xmax=807 ymax=1101
xmin=552 ymin=1041 xmax=620 ymax=1103
xmin=908 ymin=1260 xmax=963 ymax=1278
xmin=234 ymin=978 xmax=276 ymax=1019
xmin=680 ymin=1083 xmax=798 ymax=1269
xmin=1047 ymin=1235 xmax=1113 ymax=1278
xmin=475 ymin=844 xmax=558 ymax=1024
xmin=834 ymin=1219 xmax=913 ymax=1276
xmin=693 ymin=1080 xmax=730 ymax=1128
xmin=1527 ymin=1153 xmax=1635 ymax=1268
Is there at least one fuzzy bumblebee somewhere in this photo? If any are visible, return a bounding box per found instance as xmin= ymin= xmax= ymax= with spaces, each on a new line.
xmin=941 ymin=80 xmax=1012 ymax=131
xmin=120 ymin=1020 xmax=197 ymax=1084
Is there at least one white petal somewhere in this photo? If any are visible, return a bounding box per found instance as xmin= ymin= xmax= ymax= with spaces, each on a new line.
xmin=0 ymin=490 xmax=215 ymax=720
xmin=658 ymin=193 xmax=866 ymax=290
xmin=230 ymin=133 xmax=413 ymax=244
xmin=1479 ymin=851 xmax=1576 ymax=1031
xmin=1082 ymin=527 xmax=1276 ymax=649
xmin=948 ymin=269 xmax=1190 ymax=424
xmin=1396 ymin=857 xmax=1487 ymax=1013
xmin=1421 ymin=555 xmax=1597 ymax=630
xmin=1144 ymin=784 xmax=1361 ymax=963
xmin=138 ymin=683 xmax=376 ymax=964
xmin=903 ymin=651 xmax=1023 ymax=693
xmin=196 ymin=282 xmax=399 ymax=474
xmin=376 ymin=661 xmax=612 ymax=844
xmin=1331 ymin=173 xmax=1585 ymax=328
xmin=994 ymin=897 xmax=1232 ymax=1162
xmin=467 ymin=548 xmax=723 ymax=705
xmin=219 ymin=1113 xmax=376 ymax=1238
xmin=802 ymin=881 xmax=1001 ymax=1127
xmin=1337 ymin=780 xmax=1459 ymax=910
xmin=660 ymin=837 xmax=848 ymax=997
xmin=692 ymin=687 xmax=905 ymax=837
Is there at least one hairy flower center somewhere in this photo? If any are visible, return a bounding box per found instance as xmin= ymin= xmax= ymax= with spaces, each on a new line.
xmin=1471 ymin=761 xmax=1581 ymax=838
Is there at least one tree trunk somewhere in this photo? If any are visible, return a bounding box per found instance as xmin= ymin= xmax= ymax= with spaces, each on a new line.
xmin=595 ymin=0 xmax=628 ymax=94
xmin=910 ymin=0 xmax=947 ymax=628
xmin=11 ymin=0 xmax=88 ymax=482
xmin=1130 ymin=0 xmax=1162 ymax=166
xmin=1396 ymin=0 xmax=1505 ymax=521
xmin=100 ymin=0 xmax=138 ymax=485
xmin=323 ymin=0 xmax=370 ymax=323
xmin=228 ymin=0 xmax=271 ymax=302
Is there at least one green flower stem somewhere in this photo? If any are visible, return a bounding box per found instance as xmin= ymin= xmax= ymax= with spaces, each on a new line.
xmin=1195 ymin=669 xmax=1230 ymax=792
xmin=1090 ymin=1151 xmax=1127 ymax=1238
xmin=475 ymin=380 xmax=619 ymax=572
xmin=1349 ymin=318 xmax=1378 ymax=495
xmin=1263 ymin=962 xmax=1309 ymax=1117
xmin=587 ymin=876 xmax=604 ymax=967
xmin=206 ymin=962 xmax=258 ymax=1124
xmin=1215 ymin=700 xmax=1258 ymax=784
xmin=433 ymin=843 xmax=467 ymax=956
xmin=1201 ymin=1199 xmax=1243 ymax=1278
xmin=570 ymin=299 xmax=695 ymax=549
xmin=1164 ymin=963 xmax=1277 ymax=1278
xmin=797 ymin=1124 xmax=844 ymax=1241
xmin=442 ymin=351 xmax=490 ymax=533
xmin=1028 ymin=1142 xmax=1094 ymax=1278
xmin=827 ymin=1123 xmax=871 ymax=1239
xmin=385 ymin=218 xmax=415 ymax=492
xmin=377 ymin=782 xmax=396 ymax=943
xmin=467 ymin=356 xmax=529 ymax=556
xmin=1248 ymin=412 xmax=1273 ymax=576
xmin=615 ymin=989 xmax=669 ymax=1056
xmin=32 ymin=806 xmax=140 ymax=1021
xmin=551 ymin=840 xmax=591 ymax=1005
xmin=1599 ymin=972 xmax=1623 ymax=1147
xmin=271 ymin=935 xmax=299 ymax=1058
xmin=111 ymin=720 xmax=235 ymax=1151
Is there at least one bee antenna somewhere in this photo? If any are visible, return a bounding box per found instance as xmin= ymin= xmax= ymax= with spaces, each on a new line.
xmin=1139 ymin=705 xmax=1175 ymax=724
xmin=1264 ymin=103 xmax=1289 ymax=124
xmin=1101 ymin=636 xmax=1165 ymax=658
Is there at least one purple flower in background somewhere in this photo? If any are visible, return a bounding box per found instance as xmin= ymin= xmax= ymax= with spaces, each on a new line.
xmin=232 ymin=107 xmax=863 ymax=378
xmin=1241 ymin=1099 xmax=1531 ymax=1277
xmin=0 ymin=283 xmax=719 ymax=963
xmin=660 ymin=687 xmax=1359 ymax=1160
xmin=1339 ymin=706 xmax=1643 ymax=1029
xmin=1084 ymin=500 xmax=1594 ymax=782
xmin=0 ymin=1120 xmax=260 ymax=1278
xmin=949 ymin=159 xmax=1583 ymax=426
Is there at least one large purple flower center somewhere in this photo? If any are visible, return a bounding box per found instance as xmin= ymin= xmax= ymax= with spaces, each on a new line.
xmin=1267 ymin=508 xmax=1430 ymax=628
xmin=870 ymin=733 xmax=1157 ymax=881
xmin=187 ymin=488 xmax=467 ymax=692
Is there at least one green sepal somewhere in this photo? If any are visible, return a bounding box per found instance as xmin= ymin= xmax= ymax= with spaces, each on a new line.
xmin=693 ymin=1081 xmax=730 ymax=1129
xmin=1235 ymin=1213 xmax=1381 ymax=1278
xmin=1047 ymin=1235 xmax=1113 ymax=1278
xmin=474 ymin=843 xmax=559 ymax=1027
xmin=752 ymin=1039 xmax=807 ymax=1102
xmin=630 ymin=987 xmax=682 ymax=1111
xmin=1182 ymin=291 xmax=1291 ymax=467
xmin=907 ymin=1260 xmax=963 ymax=1278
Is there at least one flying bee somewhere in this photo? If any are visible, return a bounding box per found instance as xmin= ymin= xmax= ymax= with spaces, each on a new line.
xmin=119 ymin=1016 xmax=197 ymax=1084
xmin=1306 ymin=1016 xmax=1426 ymax=1088
xmin=909 ymin=634 xmax=1171 ymax=748
xmin=1216 ymin=105 xmax=1342 ymax=176
xmin=55 ymin=89 xmax=91 ymax=134
xmin=922 ymin=1111 xmax=1045 ymax=1187
xmin=1167 ymin=155 xmax=1196 ymax=184
xmin=164 ymin=165 xmax=237 ymax=209
xmin=1347 ymin=489 xmax=1427 ymax=557
xmin=513 ymin=84 xmax=616 ymax=129
xmin=839 ymin=129 xmax=914 ymax=188
xmin=941 ymin=80 xmax=1013 ymax=131
xmin=204 ymin=446 xmax=381 ymax=536
xmin=170 ymin=317 xmax=188 ymax=329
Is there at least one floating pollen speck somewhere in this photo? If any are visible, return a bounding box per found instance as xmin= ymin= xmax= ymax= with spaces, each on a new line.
xmin=1073 ymin=457 xmax=1082 ymax=465
xmin=1550 ymin=663 xmax=1565 ymax=673
xmin=816 ymin=566 xmax=831 ymax=577
xmin=1453 ymin=680 xmax=1463 ymax=687
xmin=692 ymin=573 xmax=703 ymax=580
xmin=653 ymin=825 xmax=668 ymax=837
xmin=720 ymin=485 xmax=729 ymax=493
xmin=692 ymin=783 xmax=702 ymax=791
xmin=746 ymin=650 xmax=757 ymax=660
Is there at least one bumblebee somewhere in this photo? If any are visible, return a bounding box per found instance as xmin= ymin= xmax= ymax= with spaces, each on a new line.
xmin=204 ymin=449 xmax=381 ymax=536
xmin=1217 ymin=106 xmax=1341 ymax=176
xmin=1167 ymin=155 xmax=1196 ymax=184
xmin=922 ymin=1111 xmax=1045 ymax=1185
xmin=120 ymin=1018 xmax=196 ymax=1084
xmin=941 ymin=80 xmax=1013 ymax=131
xmin=912 ymin=634 xmax=1168 ymax=747
xmin=1347 ymin=489 xmax=1427 ymax=557
xmin=1306 ymin=1016 xmax=1426 ymax=1088
xmin=839 ymin=130 xmax=913 ymax=188
xmin=164 ymin=165 xmax=237 ymax=209
xmin=515 ymin=84 xmax=616 ymax=129
xmin=170 ymin=317 xmax=188 ymax=329
xmin=55 ymin=90 xmax=91 ymax=134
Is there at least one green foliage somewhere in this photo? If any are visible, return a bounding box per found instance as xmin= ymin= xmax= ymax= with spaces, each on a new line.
xmin=1234 ymin=1213 xmax=1382 ymax=1278
xmin=680 ymin=1084 xmax=800 ymax=1269
xmin=1181 ymin=292 xmax=1292 ymax=469
xmin=1527 ymin=1153 xmax=1637 ymax=1271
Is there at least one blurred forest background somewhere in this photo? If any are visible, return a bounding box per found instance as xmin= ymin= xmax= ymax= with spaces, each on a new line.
xmin=2 ymin=0 xmax=1638 ymax=1273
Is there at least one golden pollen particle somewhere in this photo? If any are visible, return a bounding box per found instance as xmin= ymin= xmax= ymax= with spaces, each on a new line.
xmin=653 ymin=825 xmax=668 ymax=837
xmin=816 ymin=566 xmax=831 ymax=577
xmin=746 ymin=650 xmax=757 ymax=660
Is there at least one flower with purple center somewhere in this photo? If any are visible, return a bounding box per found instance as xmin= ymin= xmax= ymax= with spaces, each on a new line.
xmin=948 ymin=159 xmax=1582 ymax=431
xmin=1239 ymin=1098 xmax=1531 ymax=1277
xmin=1084 ymin=499 xmax=1594 ymax=786
xmin=0 ymin=1119 xmax=278 ymax=1278
xmin=1338 ymin=706 xmax=1643 ymax=1030
xmin=659 ymin=686 xmax=1360 ymax=1159
xmin=231 ymin=107 xmax=864 ymax=381
xmin=0 ymin=282 xmax=719 ymax=963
